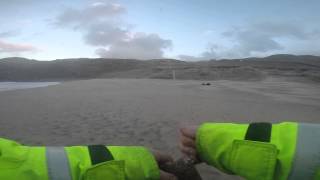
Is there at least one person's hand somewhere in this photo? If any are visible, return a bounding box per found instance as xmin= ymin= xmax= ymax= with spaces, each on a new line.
xmin=151 ymin=150 xmax=178 ymax=180
xmin=179 ymin=126 xmax=201 ymax=163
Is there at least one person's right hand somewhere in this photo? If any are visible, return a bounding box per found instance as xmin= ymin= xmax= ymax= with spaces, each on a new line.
xmin=179 ymin=126 xmax=201 ymax=163
xmin=151 ymin=150 xmax=178 ymax=180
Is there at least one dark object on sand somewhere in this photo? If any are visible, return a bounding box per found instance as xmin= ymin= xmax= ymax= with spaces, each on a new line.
xmin=201 ymin=82 xmax=211 ymax=86
xmin=160 ymin=158 xmax=202 ymax=180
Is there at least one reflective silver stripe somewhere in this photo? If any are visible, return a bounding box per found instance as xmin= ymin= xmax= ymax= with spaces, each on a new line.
xmin=46 ymin=147 xmax=72 ymax=180
xmin=289 ymin=123 xmax=320 ymax=180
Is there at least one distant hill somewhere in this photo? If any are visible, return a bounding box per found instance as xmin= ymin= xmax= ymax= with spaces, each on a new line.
xmin=0 ymin=54 xmax=320 ymax=82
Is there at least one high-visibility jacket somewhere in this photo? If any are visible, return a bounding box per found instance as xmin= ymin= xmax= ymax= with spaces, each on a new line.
xmin=196 ymin=122 xmax=320 ymax=180
xmin=0 ymin=138 xmax=160 ymax=180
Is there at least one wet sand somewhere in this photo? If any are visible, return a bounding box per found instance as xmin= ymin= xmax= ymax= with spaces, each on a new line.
xmin=0 ymin=82 xmax=60 ymax=92
xmin=1 ymin=78 xmax=320 ymax=179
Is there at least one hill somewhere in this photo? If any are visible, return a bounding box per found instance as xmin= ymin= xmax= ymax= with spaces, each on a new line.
xmin=0 ymin=54 xmax=320 ymax=82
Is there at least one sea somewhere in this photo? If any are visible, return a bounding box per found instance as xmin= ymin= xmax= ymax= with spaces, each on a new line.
xmin=0 ymin=82 xmax=60 ymax=92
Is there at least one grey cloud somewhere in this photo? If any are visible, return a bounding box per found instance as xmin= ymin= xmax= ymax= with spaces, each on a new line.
xmin=0 ymin=0 xmax=38 ymax=7
xmin=0 ymin=0 xmax=44 ymax=12
xmin=251 ymin=22 xmax=312 ymax=39
xmin=179 ymin=44 xmax=221 ymax=61
xmin=0 ymin=30 xmax=20 ymax=38
xmin=224 ymin=21 xmax=319 ymax=40
xmin=186 ymin=21 xmax=320 ymax=60
xmin=234 ymin=30 xmax=284 ymax=56
xmin=0 ymin=39 xmax=37 ymax=53
xmin=221 ymin=30 xmax=234 ymax=37
xmin=84 ymin=23 xmax=128 ymax=46
xmin=195 ymin=35 xmax=283 ymax=59
xmin=200 ymin=44 xmax=219 ymax=59
xmin=310 ymin=29 xmax=320 ymax=39
xmin=56 ymin=1 xmax=172 ymax=59
xmin=55 ymin=2 xmax=126 ymax=27
xmin=95 ymin=33 xmax=172 ymax=59
xmin=220 ymin=23 xmax=301 ymax=57
xmin=0 ymin=28 xmax=36 ymax=56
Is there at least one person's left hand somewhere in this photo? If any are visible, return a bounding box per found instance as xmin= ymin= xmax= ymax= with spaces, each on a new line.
xmin=151 ymin=150 xmax=178 ymax=180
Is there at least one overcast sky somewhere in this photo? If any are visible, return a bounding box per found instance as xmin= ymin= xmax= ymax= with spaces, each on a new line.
xmin=0 ymin=0 xmax=319 ymax=60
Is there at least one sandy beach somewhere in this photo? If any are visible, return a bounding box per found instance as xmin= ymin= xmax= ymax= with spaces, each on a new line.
xmin=1 ymin=78 xmax=320 ymax=179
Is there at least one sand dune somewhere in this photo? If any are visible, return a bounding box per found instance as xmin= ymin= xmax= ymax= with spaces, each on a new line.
xmin=0 ymin=78 xmax=320 ymax=179
xmin=1 ymin=54 xmax=320 ymax=82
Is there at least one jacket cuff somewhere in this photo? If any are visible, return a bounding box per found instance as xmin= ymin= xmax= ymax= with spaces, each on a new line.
xmin=108 ymin=146 xmax=160 ymax=180
xmin=196 ymin=123 xmax=249 ymax=172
